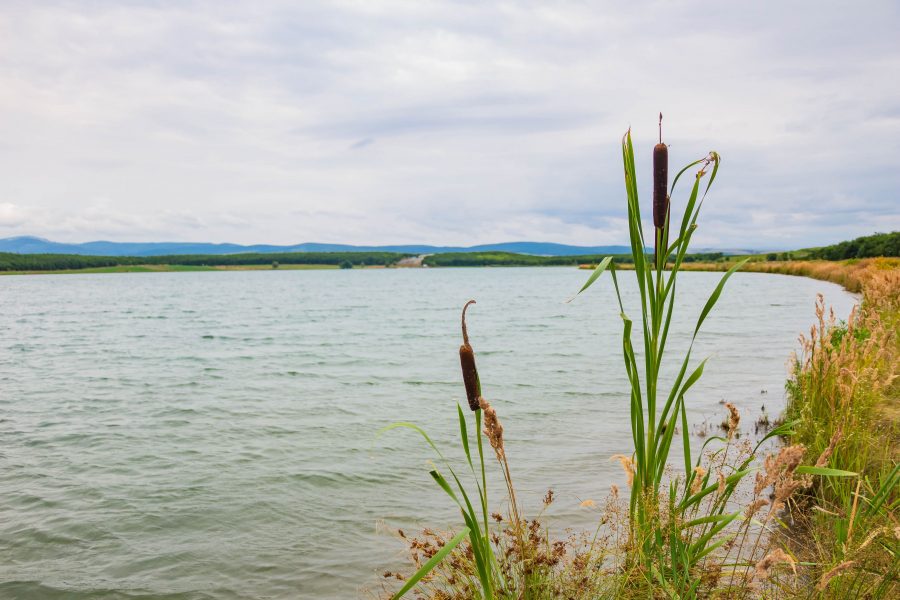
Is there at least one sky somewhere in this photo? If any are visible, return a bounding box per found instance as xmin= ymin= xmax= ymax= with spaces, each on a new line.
xmin=0 ymin=1 xmax=898 ymax=250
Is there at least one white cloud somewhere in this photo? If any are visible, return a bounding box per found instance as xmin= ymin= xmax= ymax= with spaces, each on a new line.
xmin=0 ymin=203 xmax=29 ymax=227
xmin=0 ymin=1 xmax=897 ymax=248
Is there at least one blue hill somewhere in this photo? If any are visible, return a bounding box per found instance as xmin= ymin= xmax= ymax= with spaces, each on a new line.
xmin=0 ymin=236 xmax=637 ymax=257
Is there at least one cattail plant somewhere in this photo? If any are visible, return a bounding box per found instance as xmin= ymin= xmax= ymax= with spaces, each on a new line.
xmin=571 ymin=124 xmax=859 ymax=594
xmin=571 ymin=124 xmax=750 ymax=581
xmin=383 ymin=301 xmax=500 ymax=599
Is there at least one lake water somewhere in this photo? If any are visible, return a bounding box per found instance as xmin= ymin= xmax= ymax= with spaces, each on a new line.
xmin=0 ymin=268 xmax=856 ymax=599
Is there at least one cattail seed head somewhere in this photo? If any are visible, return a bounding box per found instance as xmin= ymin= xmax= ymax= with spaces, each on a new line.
xmin=653 ymin=113 xmax=669 ymax=231
xmin=459 ymin=300 xmax=481 ymax=411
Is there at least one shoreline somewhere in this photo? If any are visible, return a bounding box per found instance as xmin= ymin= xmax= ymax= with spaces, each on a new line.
xmin=5 ymin=256 xmax=897 ymax=284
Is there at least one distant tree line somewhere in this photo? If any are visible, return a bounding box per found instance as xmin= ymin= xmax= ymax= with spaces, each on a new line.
xmin=422 ymin=251 xmax=726 ymax=267
xmin=0 ymin=251 xmax=412 ymax=271
xmin=806 ymin=232 xmax=900 ymax=260
xmin=422 ymin=252 xmax=627 ymax=267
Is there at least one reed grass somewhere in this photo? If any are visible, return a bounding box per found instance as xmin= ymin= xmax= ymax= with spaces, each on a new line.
xmin=777 ymin=262 xmax=900 ymax=598
xmin=378 ymin=128 xmax=895 ymax=599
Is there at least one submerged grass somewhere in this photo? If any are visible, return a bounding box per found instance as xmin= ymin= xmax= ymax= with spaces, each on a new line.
xmin=378 ymin=128 xmax=899 ymax=599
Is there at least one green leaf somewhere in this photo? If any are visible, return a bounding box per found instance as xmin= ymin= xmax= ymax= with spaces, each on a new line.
xmin=795 ymin=466 xmax=858 ymax=477
xmin=694 ymin=534 xmax=734 ymax=561
xmin=429 ymin=470 xmax=462 ymax=507
xmin=568 ymin=256 xmax=613 ymax=302
xmin=693 ymin=258 xmax=749 ymax=338
xmin=682 ymin=513 xmax=738 ymax=529
xmin=391 ymin=527 xmax=470 ymax=599
xmin=457 ymin=404 xmax=473 ymax=471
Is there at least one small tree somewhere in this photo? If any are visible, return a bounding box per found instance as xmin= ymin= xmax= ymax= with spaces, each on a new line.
xmin=767 ymin=253 xmax=778 ymax=261
xmin=339 ymin=260 xmax=353 ymax=270
xmin=272 ymin=260 xmax=279 ymax=269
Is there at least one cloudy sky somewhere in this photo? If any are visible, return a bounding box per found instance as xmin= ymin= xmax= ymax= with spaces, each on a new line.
xmin=1 ymin=1 xmax=898 ymax=249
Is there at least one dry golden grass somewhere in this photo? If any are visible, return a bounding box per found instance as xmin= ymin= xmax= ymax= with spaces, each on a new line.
xmin=676 ymin=257 xmax=900 ymax=294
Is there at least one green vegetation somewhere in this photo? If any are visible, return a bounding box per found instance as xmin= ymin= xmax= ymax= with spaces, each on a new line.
xmin=0 ymin=250 xmax=410 ymax=272
xmin=782 ymin=264 xmax=899 ymax=597
xmin=379 ymin=130 xmax=882 ymax=599
xmin=806 ymin=231 xmax=900 ymax=261
xmin=0 ymin=264 xmax=342 ymax=275
xmin=422 ymin=251 xmax=725 ymax=267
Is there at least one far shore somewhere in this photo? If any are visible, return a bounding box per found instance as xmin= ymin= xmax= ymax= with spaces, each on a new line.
xmin=3 ymin=258 xmax=898 ymax=298
xmin=0 ymin=264 xmax=342 ymax=275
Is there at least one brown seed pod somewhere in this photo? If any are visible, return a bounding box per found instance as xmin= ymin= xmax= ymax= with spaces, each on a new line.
xmin=459 ymin=299 xmax=481 ymax=411
xmin=653 ymin=114 xmax=669 ymax=263
xmin=653 ymin=143 xmax=668 ymax=229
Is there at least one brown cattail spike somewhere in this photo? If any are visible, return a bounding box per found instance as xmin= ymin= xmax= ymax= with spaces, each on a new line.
xmin=460 ymin=300 xmax=481 ymax=411
xmin=653 ymin=114 xmax=669 ymax=263
xmin=653 ymin=114 xmax=669 ymax=231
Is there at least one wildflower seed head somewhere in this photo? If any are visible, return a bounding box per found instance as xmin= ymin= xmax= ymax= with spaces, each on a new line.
xmin=817 ymin=560 xmax=855 ymax=591
xmin=755 ymin=548 xmax=797 ymax=581
xmin=611 ymin=454 xmax=635 ymax=487
xmin=479 ymin=397 xmax=505 ymax=457
xmin=745 ymin=498 xmax=769 ymax=518
xmin=690 ymin=466 xmax=707 ymax=495
xmin=815 ymin=427 xmax=842 ymax=468
xmin=725 ymin=402 xmax=740 ymax=439
xmin=543 ymin=489 xmax=554 ymax=506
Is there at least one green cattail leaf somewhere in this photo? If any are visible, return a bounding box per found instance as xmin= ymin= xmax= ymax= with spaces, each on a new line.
xmin=457 ymin=404 xmax=473 ymax=471
xmin=693 ymin=534 xmax=734 ymax=561
xmin=752 ymin=419 xmax=799 ymax=454
xmin=692 ymin=258 xmax=749 ymax=338
xmin=688 ymin=512 xmax=740 ymax=557
xmin=429 ymin=470 xmax=462 ymax=506
xmin=391 ymin=526 xmax=470 ymax=599
xmin=679 ymin=469 xmax=752 ymax=511
xmin=567 ymin=255 xmax=613 ymax=301
xmin=795 ymin=466 xmax=858 ymax=477
xmin=866 ymin=463 xmax=900 ymax=515
xmin=682 ymin=513 xmax=737 ymax=529
xmin=680 ymin=400 xmax=691 ymax=489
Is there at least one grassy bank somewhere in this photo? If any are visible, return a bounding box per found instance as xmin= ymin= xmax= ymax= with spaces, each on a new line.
xmin=585 ymin=257 xmax=900 ymax=294
xmin=677 ymin=257 xmax=900 ymax=294
xmin=378 ymin=131 xmax=898 ymax=599
xmin=779 ymin=260 xmax=899 ymax=597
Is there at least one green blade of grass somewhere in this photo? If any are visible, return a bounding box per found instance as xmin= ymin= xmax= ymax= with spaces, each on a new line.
xmin=568 ymin=255 xmax=612 ymax=301
xmin=795 ymin=466 xmax=858 ymax=477
xmin=391 ymin=527 xmax=470 ymax=599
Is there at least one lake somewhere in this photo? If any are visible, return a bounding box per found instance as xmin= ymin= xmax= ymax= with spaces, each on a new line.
xmin=0 ymin=267 xmax=856 ymax=599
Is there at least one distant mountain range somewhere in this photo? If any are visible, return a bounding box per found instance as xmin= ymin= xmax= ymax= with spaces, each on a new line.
xmin=0 ymin=236 xmax=759 ymax=257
